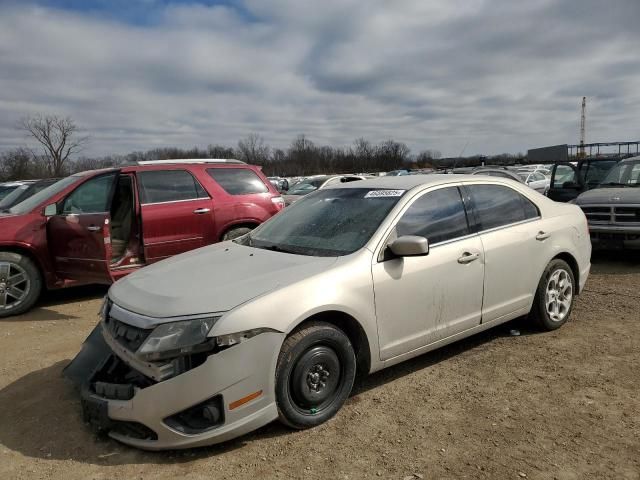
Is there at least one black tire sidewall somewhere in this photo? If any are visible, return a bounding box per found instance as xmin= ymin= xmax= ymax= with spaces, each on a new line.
xmin=533 ymin=259 xmax=575 ymax=331
xmin=222 ymin=227 xmax=253 ymax=241
xmin=276 ymin=323 xmax=356 ymax=429
xmin=0 ymin=251 xmax=42 ymax=318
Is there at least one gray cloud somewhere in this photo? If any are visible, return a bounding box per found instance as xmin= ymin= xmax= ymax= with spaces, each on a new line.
xmin=0 ymin=0 xmax=639 ymax=158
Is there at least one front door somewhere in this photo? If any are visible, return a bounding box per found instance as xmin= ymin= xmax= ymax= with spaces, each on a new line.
xmin=372 ymin=186 xmax=484 ymax=361
xmin=47 ymin=172 xmax=118 ymax=284
xmin=137 ymin=169 xmax=216 ymax=263
xmin=548 ymin=163 xmax=583 ymax=202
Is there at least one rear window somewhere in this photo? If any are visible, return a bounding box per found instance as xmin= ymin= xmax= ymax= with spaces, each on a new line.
xmin=207 ymin=168 xmax=269 ymax=195
xmin=138 ymin=170 xmax=208 ymax=204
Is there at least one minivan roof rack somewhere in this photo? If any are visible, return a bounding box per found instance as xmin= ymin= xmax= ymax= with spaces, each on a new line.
xmin=137 ymin=159 xmax=246 ymax=165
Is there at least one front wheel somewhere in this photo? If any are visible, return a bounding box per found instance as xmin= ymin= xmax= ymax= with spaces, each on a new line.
xmin=0 ymin=251 xmax=42 ymax=318
xmin=275 ymin=322 xmax=356 ymax=429
xmin=529 ymin=259 xmax=575 ymax=331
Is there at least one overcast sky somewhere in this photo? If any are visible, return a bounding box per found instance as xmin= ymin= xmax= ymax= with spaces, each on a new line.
xmin=0 ymin=0 xmax=639 ymax=158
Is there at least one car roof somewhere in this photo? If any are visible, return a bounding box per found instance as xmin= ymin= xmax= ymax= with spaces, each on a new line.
xmin=619 ymin=155 xmax=640 ymax=163
xmin=327 ymin=173 xmax=496 ymax=190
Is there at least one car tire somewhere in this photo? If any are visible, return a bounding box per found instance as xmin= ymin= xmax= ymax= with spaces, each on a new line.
xmin=275 ymin=321 xmax=356 ymax=430
xmin=222 ymin=227 xmax=253 ymax=241
xmin=529 ymin=259 xmax=575 ymax=331
xmin=0 ymin=251 xmax=42 ymax=318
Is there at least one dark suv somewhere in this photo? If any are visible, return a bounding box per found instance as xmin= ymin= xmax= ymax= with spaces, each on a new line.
xmin=0 ymin=159 xmax=284 ymax=317
xmin=574 ymin=156 xmax=640 ymax=249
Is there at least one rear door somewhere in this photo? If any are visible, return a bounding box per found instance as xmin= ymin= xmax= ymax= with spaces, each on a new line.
xmin=47 ymin=172 xmax=118 ymax=284
xmin=464 ymin=183 xmax=546 ymax=322
xmin=548 ymin=163 xmax=583 ymax=202
xmin=137 ymin=169 xmax=215 ymax=263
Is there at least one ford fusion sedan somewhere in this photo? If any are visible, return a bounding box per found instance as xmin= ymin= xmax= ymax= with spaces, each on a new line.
xmin=65 ymin=175 xmax=591 ymax=450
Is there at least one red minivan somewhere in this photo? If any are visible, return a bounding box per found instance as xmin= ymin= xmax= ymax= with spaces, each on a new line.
xmin=0 ymin=159 xmax=285 ymax=317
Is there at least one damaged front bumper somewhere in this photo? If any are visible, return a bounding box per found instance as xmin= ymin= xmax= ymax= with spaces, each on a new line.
xmin=64 ymin=322 xmax=284 ymax=450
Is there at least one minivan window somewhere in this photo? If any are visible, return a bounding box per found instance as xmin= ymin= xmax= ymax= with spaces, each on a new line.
xmin=138 ymin=170 xmax=208 ymax=204
xmin=61 ymin=173 xmax=118 ymax=214
xmin=553 ymin=165 xmax=577 ymax=188
xmin=207 ymin=168 xmax=269 ymax=195
xmin=396 ymin=187 xmax=469 ymax=245
xmin=468 ymin=184 xmax=539 ymax=231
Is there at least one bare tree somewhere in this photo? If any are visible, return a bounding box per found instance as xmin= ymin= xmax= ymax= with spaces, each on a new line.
xmin=20 ymin=114 xmax=88 ymax=176
xmin=236 ymin=133 xmax=270 ymax=165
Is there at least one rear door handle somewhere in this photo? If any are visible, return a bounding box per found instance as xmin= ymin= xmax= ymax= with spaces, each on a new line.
xmin=87 ymin=225 xmax=101 ymax=232
xmin=458 ymin=252 xmax=480 ymax=264
xmin=193 ymin=208 xmax=211 ymax=214
xmin=536 ymin=231 xmax=551 ymax=241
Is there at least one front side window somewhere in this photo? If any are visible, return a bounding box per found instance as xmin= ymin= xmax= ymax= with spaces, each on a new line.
xmin=553 ymin=165 xmax=577 ymax=188
xmin=138 ymin=170 xmax=208 ymax=204
xmin=207 ymin=168 xmax=269 ymax=195
xmin=61 ymin=173 xmax=117 ymax=214
xmin=395 ymin=187 xmax=469 ymax=245
xmin=581 ymin=160 xmax=617 ymax=187
xmin=468 ymin=184 xmax=539 ymax=231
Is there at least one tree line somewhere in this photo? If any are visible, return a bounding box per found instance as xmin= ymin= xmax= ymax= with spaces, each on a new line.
xmin=0 ymin=114 xmax=525 ymax=182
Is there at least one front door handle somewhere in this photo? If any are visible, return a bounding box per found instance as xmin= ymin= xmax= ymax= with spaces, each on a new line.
xmin=193 ymin=208 xmax=211 ymax=214
xmin=87 ymin=225 xmax=101 ymax=232
xmin=458 ymin=252 xmax=480 ymax=264
xmin=536 ymin=231 xmax=551 ymax=241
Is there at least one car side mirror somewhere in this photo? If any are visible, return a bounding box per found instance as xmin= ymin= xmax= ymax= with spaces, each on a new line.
xmin=388 ymin=235 xmax=429 ymax=257
xmin=43 ymin=203 xmax=57 ymax=217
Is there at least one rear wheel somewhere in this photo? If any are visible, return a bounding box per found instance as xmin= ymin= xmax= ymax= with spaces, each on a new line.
xmin=0 ymin=251 xmax=42 ymax=318
xmin=275 ymin=322 xmax=356 ymax=429
xmin=222 ymin=226 xmax=253 ymax=241
xmin=530 ymin=259 xmax=575 ymax=331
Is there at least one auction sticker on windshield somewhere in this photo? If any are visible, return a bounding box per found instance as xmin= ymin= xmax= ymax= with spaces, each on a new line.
xmin=364 ymin=189 xmax=405 ymax=198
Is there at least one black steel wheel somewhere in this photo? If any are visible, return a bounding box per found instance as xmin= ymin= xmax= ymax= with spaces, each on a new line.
xmin=275 ymin=321 xmax=356 ymax=429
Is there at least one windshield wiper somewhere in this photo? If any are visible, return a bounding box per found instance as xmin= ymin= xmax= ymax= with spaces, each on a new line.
xmin=256 ymin=244 xmax=300 ymax=254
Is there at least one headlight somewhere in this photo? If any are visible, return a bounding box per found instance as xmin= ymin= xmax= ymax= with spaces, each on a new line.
xmin=214 ymin=328 xmax=278 ymax=347
xmin=137 ymin=317 xmax=219 ymax=361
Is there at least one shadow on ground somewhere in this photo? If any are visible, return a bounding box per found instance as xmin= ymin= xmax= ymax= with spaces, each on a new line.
xmin=0 ymin=318 xmax=529 ymax=466
xmin=591 ymin=250 xmax=640 ymax=274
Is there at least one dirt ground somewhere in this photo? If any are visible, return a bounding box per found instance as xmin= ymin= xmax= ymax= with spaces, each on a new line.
xmin=0 ymin=252 xmax=639 ymax=480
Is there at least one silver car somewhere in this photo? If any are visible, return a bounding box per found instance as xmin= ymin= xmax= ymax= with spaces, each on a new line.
xmin=65 ymin=175 xmax=591 ymax=450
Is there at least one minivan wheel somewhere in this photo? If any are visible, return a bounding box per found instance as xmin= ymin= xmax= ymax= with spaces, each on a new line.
xmin=0 ymin=252 xmax=42 ymax=318
xmin=529 ymin=259 xmax=575 ymax=331
xmin=222 ymin=227 xmax=253 ymax=241
xmin=275 ymin=321 xmax=356 ymax=429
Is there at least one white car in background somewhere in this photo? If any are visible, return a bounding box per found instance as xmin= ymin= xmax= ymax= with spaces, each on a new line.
xmin=66 ymin=174 xmax=591 ymax=450
xmin=517 ymin=170 xmax=551 ymax=195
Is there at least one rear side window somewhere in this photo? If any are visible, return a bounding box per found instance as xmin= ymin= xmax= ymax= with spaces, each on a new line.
xmin=467 ymin=184 xmax=539 ymax=231
xmin=396 ymin=187 xmax=469 ymax=245
xmin=207 ymin=168 xmax=269 ymax=195
xmin=138 ymin=170 xmax=208 ymax=204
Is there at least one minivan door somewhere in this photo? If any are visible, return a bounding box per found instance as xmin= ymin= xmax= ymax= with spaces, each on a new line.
xmin=47 ymin=172 xmax=118 ymax=284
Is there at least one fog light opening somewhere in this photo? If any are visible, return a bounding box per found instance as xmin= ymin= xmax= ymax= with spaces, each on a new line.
xmin=164 ymin=395 xmax=225 ymax=434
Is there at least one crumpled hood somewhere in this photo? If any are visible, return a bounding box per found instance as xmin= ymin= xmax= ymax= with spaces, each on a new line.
xmin=576 ymin=187 xmax=640 ymax=205
xmin=109 ymin=241 xmax=337 ymax=320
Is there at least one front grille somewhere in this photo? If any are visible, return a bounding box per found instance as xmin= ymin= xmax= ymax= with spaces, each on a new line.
xmin=614 ymin=206 xmax=640 ymax=223
xmin=104 ymin=315 xmax=152 ymax=352
xmin=581 ymin=206 xmax=612 ymax=223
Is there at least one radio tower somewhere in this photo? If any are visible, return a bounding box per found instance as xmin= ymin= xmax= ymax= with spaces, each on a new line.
xmin=579 ymin=97 xmax=586 ymax=158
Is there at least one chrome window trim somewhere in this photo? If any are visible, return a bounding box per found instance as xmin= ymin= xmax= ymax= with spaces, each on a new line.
xmin=140 ymin=197 xmax=210 ymax=207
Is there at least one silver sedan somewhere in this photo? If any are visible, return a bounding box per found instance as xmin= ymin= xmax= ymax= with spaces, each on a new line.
xmin=66 ymin=174 xmax=591 ymax=449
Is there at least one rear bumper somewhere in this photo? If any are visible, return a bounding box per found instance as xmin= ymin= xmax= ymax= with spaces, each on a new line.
xmin=66 ymin=326 xmax=284 ymax=450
